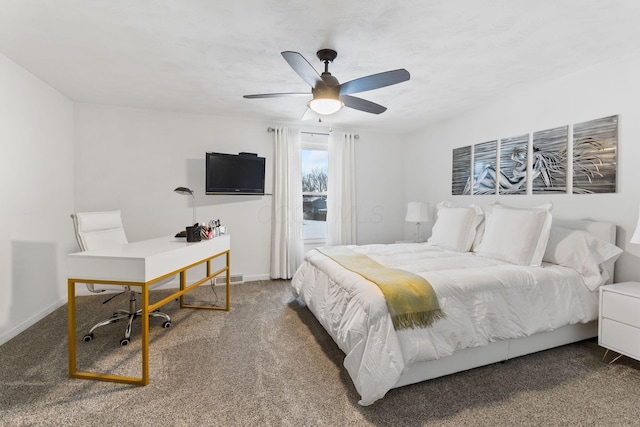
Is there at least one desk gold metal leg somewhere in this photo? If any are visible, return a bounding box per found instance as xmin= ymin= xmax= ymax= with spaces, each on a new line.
xmin=225 ymin=250 xmax=230 ymax=311
xmin=602 ymin=349 xmax=609 ymax=362
xmin=141 ymin=284 xmax=150 ymax=385
xmin=68 ymin=279 xmax=77 ymax=378
xmin=179 ymin=270 xmax=186 ymax=309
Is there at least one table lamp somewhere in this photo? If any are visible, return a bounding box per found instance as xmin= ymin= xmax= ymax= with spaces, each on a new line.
xmin=405 ymin=201 xmax=430 ymax=243
xmin=174 ymin=186 xmax=196 ymax=224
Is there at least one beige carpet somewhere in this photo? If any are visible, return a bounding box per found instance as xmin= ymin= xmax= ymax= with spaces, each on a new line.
xmin=1 ymin=279 xmax=640 ymax=426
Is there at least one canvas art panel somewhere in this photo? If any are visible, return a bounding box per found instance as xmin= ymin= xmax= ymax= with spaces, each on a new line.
xmin=573 ymin=115 xmax=617 ymax=194
xmin=532 ymin=126 xmax=568 ymax=194
xmin=452 ymin=146 xmax=472 ymax=195
xmin=498 ymin=134 xmax=529 ymax=195
xmin=473 ymin=140 xmax=498 ymax=195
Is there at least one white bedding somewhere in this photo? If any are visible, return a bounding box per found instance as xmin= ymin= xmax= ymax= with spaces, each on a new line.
xmin=291 ymin=242 xmax=599 ymax=406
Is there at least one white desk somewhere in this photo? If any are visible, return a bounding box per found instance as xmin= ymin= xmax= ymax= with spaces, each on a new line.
xmin=67 ymin=234 xmax=231 ymax=386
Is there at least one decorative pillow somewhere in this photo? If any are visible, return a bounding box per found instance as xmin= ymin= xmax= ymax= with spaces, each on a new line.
xmin=428 ymin=202 xmax=483 ymax=252
xmin=543 ymin=227 xmax=623 ymax=290
xmin=475 ymin=203 xmax=552 ymax=266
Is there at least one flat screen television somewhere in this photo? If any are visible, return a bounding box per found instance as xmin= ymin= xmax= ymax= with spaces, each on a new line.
xmin=205 ymin=152 xmax=266 ymax=195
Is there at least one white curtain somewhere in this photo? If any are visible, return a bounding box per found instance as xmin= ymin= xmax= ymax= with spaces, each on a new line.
xmin=270 ymin=127 xmax=304 ymax=279
xmin=327 ymin=131 xmax=357 ymax=246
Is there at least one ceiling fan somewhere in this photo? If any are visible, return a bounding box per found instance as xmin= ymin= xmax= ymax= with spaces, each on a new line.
xmin=243 ymin=49 xmax=410 ymax=116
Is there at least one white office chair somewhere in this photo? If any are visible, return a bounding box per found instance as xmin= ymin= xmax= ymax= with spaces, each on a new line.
xmin=71 ymin=211 xmax=172 ymax=346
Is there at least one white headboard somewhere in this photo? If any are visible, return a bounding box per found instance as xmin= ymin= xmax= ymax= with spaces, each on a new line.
xmin=552 ymin=218 xmax=618 ymax=284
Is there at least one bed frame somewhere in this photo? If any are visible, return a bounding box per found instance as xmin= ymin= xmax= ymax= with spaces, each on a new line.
xmin=393 ymin=218 xmax=616 ymax=390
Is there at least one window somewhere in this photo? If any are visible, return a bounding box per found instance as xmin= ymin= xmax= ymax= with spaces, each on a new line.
xmin=301 ymin=135 xmax=328 ymax=241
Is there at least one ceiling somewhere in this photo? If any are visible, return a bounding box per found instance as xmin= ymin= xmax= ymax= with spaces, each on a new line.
xmin=2 ymin=1 xmax=640 ymax=133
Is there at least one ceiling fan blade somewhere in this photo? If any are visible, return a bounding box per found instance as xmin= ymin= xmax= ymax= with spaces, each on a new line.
xmin=339 ymin=69 xmax=410 ymax=96
xmin=243 ymin=92 xmax=309 ymax=99
xmin=341 ymin=95 xmax=387 ymax=114
xmin=281 ymin=51 xmax=326 ymax=89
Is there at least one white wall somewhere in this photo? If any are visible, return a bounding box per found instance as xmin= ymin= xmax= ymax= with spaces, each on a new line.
xmin=73 ymin=104 xmax=406 ymax=281
xmin=0 ymin=53 xmax=75 ymax=344
xmin=404 ymin=52 xmax=640 ymax=283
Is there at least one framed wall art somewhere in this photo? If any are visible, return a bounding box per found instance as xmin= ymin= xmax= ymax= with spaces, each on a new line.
xmin=572 ymin=115 xmax=617 ymax=194
xmin=532 ymin=126 xmax=568 ymax=194
xmin=498 ymin=134 xmax=529 ymax=195
xmin=472 ymin=140 xmax=497 ymax=195
xmin=452 ymin=146 xmax=472 ymax=195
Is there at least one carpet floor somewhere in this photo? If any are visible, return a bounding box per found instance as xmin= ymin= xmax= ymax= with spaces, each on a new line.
xmin=1 ymin=279 xmax=640 ymax=426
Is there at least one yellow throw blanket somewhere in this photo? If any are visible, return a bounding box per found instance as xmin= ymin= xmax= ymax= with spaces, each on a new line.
xmin=316 ymin=246 xmax=445 ymax=330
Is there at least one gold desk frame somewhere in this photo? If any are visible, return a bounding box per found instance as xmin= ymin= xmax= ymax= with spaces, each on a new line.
xmin=67 ymin=249 xmax=230 ymax=386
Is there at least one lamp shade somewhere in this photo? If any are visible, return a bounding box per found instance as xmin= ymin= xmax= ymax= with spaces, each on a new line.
xmin=308 ymin=97 xmax=344 ymax=115
xmin=174 ymin=186 xmax=193 ymax=195
xmin=405 ymin=202 xmax=430 ymax=223
xmin=631 ymin=210 xmax=640 ymax=244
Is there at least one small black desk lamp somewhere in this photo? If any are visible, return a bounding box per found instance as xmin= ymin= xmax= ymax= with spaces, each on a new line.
xmin=174 ymin=186 xmax=196 ymax=225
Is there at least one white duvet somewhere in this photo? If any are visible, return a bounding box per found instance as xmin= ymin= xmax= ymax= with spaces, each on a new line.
xmin=291 ymin=243 xmax=599 ymax=405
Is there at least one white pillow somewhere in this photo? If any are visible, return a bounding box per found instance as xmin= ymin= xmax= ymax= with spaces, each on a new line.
xmin=543 ymin=227 xmax=623 ymax=290
xmin=475 ymin=203 xmax=552 ymax=266
xmin=428 ymin=202 xmax=483 ymax=252
xmin=474 ymin=201 xmax=552 ymax=253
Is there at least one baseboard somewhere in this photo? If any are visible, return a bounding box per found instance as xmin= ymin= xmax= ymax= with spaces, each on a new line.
xmin=243 ymin=274 xmax=271 ymax=282
xmin=211 ymin=273 xmax=271 ymax=285
xmin=0 ymin=297 xmax=67 ymax=346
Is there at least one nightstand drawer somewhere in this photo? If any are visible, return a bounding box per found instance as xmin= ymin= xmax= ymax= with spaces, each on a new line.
xmin=601 ymin=291 xmax=640 ymax=327
xmin=600 ymin=318 xmax=640 ymax=357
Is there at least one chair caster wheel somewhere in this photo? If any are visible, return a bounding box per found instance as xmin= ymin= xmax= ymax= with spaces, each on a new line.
xmin=83 ymin=333 xmax=94 ymax=342
xmin=163 ymin=321 xmax=171 ymax=328
xmin=120 ymin=338 xmax=130 ymax=346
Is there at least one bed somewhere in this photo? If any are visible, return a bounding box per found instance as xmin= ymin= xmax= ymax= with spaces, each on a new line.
xmin=291 ymin=202 xmax=622 ymax=405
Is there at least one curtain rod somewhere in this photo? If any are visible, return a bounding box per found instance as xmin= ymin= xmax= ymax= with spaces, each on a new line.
xmin=267 ymin=127 xmax=359 ymax=139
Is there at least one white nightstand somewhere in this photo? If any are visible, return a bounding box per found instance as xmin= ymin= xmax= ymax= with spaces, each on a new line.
xmin=599 ymin=282 xmax=640 ymax=363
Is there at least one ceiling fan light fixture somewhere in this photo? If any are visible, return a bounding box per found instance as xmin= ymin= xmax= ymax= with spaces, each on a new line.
xmin=245 ymin=50 xmax=410 ymax=115
xmin=308 ymin=97 xmax=344 ymax=115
